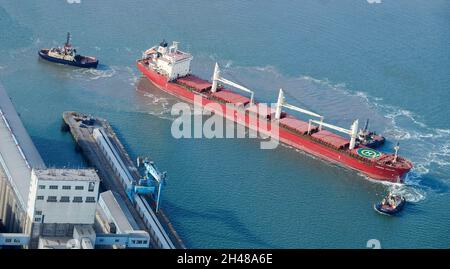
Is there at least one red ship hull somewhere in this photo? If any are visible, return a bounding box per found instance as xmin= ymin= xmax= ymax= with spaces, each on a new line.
xmin=137 ymin=62 xmax=411 ymax=182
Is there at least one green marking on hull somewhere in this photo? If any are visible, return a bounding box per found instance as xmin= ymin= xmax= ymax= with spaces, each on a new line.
xmin=357 ymin=148 xmax=381 ymax=159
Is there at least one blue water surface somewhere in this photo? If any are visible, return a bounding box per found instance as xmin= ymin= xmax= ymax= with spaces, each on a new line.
xmin=0 ymin=0 xmax=449 ymax=248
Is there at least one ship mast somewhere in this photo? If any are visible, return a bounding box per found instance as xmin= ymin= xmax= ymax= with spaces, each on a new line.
xmin=65 ymin=32 xmax=71 ymax=47
xmin=363 ymin=119 xmax=369 ymax=132
xmin=211 ymin=63 xmax=255 ymax=105
xmin=275 ymin=88 xmax=323 ymax=125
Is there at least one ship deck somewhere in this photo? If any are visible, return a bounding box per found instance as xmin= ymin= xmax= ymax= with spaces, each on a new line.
xmin=137 ymin=60 xmax=413 ymax=179
xmin=211 ymin=89 xmax=251 ymax=105
xmin=311 ymin=130 xmax=350 ymax=149
xmin=279 ymin=116 xmax=319 ymax=135
xmin=176 ymin=75 xmax=212 ymax=92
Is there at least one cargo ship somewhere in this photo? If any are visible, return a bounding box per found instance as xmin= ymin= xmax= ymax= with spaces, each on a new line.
xmin=136 ymin=41 xmax=412 ymax=182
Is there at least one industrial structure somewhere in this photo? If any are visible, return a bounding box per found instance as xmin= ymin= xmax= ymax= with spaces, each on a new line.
xmin=62 ymin=111 xmax=182 ymax=249
xmin=0 ymin=82 xmax=46 ymax=247
xmin=0 ymin=83 xmax=155 ymax=249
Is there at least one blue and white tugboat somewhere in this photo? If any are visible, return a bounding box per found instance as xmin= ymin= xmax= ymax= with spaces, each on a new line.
xmin=38 ymin=32 xmax=98 ymax=68
xmin=374 ymin=192 xmax=406 ymax=216
xmin=357 ymin=119 xmax=385 ymax=149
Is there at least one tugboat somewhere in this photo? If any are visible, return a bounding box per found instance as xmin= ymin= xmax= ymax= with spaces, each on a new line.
xmin=38 ymin=32 xmax=98 ymax=68
xmin=357 ymin=119 xmax=385 ymax=148
xmin=374 ymin=192 xmax=406 ymax=216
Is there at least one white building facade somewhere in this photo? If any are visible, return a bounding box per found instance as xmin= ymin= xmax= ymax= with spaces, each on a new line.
xmin=27 ymin=169 xmax=100 ymax=225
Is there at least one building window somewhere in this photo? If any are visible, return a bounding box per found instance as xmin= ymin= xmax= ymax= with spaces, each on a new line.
xmin=88 ymin=182 xmax=95 ymax=192
xmin=60 ymin=196 xmax=70 ymax=203
xmin=62 ymin=185 xmax=71 ymax=190
xmin=34 ymin=217 xmax=41 ymax=222
xmin=36 ymin=196 xmax=44 ymax=200
xmin=47 ymin=196 xmax=57 ymax=202
xmin=49 ymin=185 xmax=58 ymax=190
xmin=75 ymin=186 xmax=84 ymax=190
xmin=38 ymin=185 xmax=45 ymax=190
xmin=85 ymin=197 xmax=96 ymax=203
xmin=73 ymin=196 xmax=83 ymax=203
xmin=35 ymin=210 xmax=42 ymax=215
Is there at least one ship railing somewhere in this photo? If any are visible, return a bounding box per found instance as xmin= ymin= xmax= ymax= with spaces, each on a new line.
xmin=173 ymin=80 xmax=210 ymax=94
xmin=376 ymin=155 xmax=409 ymax=168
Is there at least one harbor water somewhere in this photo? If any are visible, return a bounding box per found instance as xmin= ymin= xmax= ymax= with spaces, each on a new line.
xmin=0 ymin=0 xmax=449 ymax=248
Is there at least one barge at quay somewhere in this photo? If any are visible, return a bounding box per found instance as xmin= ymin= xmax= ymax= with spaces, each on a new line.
xmin=136 ymin=41 xmax=412 ymax=182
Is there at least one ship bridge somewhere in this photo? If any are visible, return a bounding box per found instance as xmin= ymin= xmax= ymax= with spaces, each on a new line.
xmin=143 ymin=41 xmax=193 ymax=81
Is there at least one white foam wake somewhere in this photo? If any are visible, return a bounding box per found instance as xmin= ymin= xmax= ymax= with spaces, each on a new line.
xmin=75 ymin=67 xmax=116 ymax=80
xmin=142 ymin=92 xmax=170 ymax=110
xmin=388 ymin=184 xmax=426 ymax=203
xmin=135 ymin=91 xmax=175 ymax=121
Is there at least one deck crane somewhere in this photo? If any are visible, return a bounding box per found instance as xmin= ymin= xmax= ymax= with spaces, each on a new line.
xmin=309 ymin=119 xmax=359 ymax=150
xmin=211 ymin=63 xmax=255 ymax=105
xmin=275 ymin=88 xmax=324 ymax=127
xmin=274 ymin=88 xmax=359 ymax=150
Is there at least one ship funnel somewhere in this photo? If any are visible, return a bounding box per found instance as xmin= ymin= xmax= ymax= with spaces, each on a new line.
xmin=211 ymin=63 xmax=220 ymax=92
xmin=349 ymin=119 xmax=359 ymax=150
xmin=275 ymin=88 xmax=285 ymax=120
